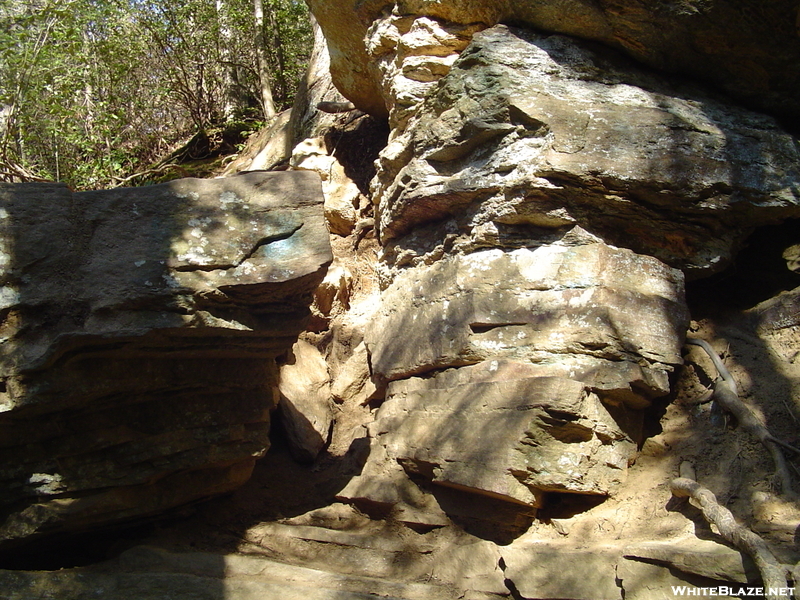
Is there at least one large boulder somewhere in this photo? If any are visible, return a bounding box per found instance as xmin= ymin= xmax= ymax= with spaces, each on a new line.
xmin=367 ymin=241 xmax=688 ymax=406
xmin=0 ymin=171 xmax=331 ymax=549
xmin=372 ymin=25 xmax=800 ymax=277
xmin=309 ymin=0 xmax=800 ymax=125
xmin=340 ymin=240 xmax=687 ymax=534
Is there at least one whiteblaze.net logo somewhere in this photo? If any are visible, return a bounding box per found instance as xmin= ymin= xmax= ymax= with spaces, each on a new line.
xmin=671 ymin=586 xmax=796 ymax=597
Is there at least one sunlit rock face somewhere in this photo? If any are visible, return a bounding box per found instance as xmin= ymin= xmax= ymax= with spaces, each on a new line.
xmin=309 ymin=0 xmax=800 ymax=125
xmin=313 ymin=4 xmax=800 ymax=536
xmin=373 ymin=25 xmax=800 ymax=278
xmin=367 ymin=242 xmax=687 ymax=404
xmin=0 ymin=172 xmax=331 ymax=549
xmin=340 ymin=239 xmax=688 ymax=537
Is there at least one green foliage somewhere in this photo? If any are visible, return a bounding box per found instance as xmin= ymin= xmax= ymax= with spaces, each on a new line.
xmin=0 ymin=0 xmax=311 ymax=189
xmin=260 ymin=0 xmax=313 ymax=108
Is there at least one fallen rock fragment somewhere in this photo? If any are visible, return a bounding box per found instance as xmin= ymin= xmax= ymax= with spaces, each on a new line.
xmin=277 ymin=337 xmax=334 ymax=463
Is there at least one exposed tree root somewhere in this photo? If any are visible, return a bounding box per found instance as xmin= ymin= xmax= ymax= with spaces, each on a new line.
xmin=685 ymin=337 xmax=798 ymax=495
xmin=671 ymin=462 xmax=788 ymax=600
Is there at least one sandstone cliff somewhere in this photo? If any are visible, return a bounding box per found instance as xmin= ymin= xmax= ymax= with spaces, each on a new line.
xmin=2 ymin=2 xmax=800 ymax=600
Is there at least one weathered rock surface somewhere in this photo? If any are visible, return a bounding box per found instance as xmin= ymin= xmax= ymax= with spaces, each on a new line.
xmin=277 ymin=337 xmax=334 ymax=463
xmin=310 ymin=0 xmax=800 ymax=125
xmin=338 ymin=240 xmax=687 ymax=535
xmin=301 ymin=3 xmax=800 ymax=587
xmin=368 ymin=241 xmax=688 ymax=405
xmin=288 ymin=17 xmax=358 ymax=147
xmin=291 ymin=137 xmax=360 ymax=235
xmin=3 ymin=1 xmax=800 ymax=597
xmin=0 ymin=535 xmax=758 ymax=600
xmin=0 ymin=172 xmax=331 ymax=549
xmin=364 ymin=13 xmax=483 ymax=128
xmin=339 ymin=365 xmax=640 ymax=527
xmin=223 ymin=109 xmax=294 ymax=175
xmin=373 ymin=25 xmax=800 ymax=276
xmin=500 ymin=539 xmax=754 ymax=600
xmin=0 ymin=524 xmax=509 ymax=600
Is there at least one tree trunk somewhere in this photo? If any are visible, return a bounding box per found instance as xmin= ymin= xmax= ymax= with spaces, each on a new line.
xmin=216 ymin=0 xmax=241 ymax=122
xmin=265 ymin=0 xmax=287 ymax=103
xmin=253 ymin=0 xmax=276 ymax=119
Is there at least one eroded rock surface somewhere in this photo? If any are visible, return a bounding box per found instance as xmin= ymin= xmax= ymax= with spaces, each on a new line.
xmin=0 ymin=535 xmax=759 ymax=600
xmin=373 ymin=26 xmax=800 ymax=276
xmin=0 ymin=172 xmax=331 ymax=549
xmin=310 ymin=0 xmax=800 ymax=124
xmin=341 ymin=240 xmax=687 ymax=535
xmin=306 ymin=1 xmax=800 ymax=569
xmin=367 ymin=241 xmax=687 ymax=401
xmin=277 ymin=337 xmax=334 ymax=463
xmin=3 ymin=1 xmax=800 ymax=598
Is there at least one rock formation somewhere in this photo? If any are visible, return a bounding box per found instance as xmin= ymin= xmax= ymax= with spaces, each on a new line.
xmin=372 ymin=25 xmax=800 ymax=277
xmin=319 ymin=10 xmax=799 ymax=539
xmin=0 ymin=172 xmax=330 ymax=548
xmin=2 ymin=1 xmax=800 ymax=599
xmin=309 ymin=0 xmax=800 ymax=125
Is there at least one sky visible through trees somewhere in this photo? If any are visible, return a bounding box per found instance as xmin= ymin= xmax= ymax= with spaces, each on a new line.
xmin=0 ymin=0 xmax=311 ymax=189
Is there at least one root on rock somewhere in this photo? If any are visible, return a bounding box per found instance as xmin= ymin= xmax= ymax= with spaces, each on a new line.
xmin=671 ymin=462 xmax=788 ymax=600
xmin=685 ymin=337 xmax=798 ymax=495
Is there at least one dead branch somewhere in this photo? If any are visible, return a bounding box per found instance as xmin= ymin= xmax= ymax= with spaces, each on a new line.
xmin=686 ymin=337 xmax=798 ymax=495
xmin=0 ymin=159 xmax=50 ymax=183
xmin=671 ymin=463 xmax=787 ymax=600
xmin=110 ymin=163 xmax=189 ymax=187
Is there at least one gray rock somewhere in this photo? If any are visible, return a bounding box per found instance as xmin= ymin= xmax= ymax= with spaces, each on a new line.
xmin=0 ymin=172 xmax=331 ymax=549
xmin=373 ymin=26 xmax=800 ymax=276
xmin=343 ymin=240 xmax=687 ymax=533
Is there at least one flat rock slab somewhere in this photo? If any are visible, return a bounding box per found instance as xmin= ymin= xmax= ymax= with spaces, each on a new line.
xmin=501 ymin=540 xmax=752 ymax=600
xmin=0 ymin=546 xmax=502 ymax=600
xmin=0 ymin=171 xmax=331 ymax=380
xmin=623 ymin=539 xmax=757 ymax=584
xmin=0 ymin=172 xmax=331 ymax=550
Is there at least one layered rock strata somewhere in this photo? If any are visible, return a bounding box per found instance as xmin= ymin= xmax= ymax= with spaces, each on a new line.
xmin=373 ymin=25 xmax=800 ymax=277
xmin=0 ymin=172 xmax=331 ymax=549
xmin=340 ymin=240 xmax=688 ymax=535
xmin=309 ymin=0 xmax=800 ymax=124
xmin=315 ymin=7 xmax=800 ymax=537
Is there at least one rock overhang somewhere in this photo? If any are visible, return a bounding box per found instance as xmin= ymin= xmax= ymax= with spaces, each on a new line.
xmin=0 ymin=170 xmax=331 ymax=549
